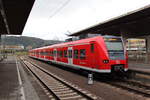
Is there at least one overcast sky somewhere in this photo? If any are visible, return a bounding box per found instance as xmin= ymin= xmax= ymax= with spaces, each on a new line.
xmin=22 ymin=0 xmax=150 ymax=40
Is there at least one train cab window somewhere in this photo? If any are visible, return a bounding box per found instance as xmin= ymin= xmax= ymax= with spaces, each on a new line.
xmin=80 ymin=49 xmax=86 ymax=59
xmin=64 ymin=50 xmax=67 ymax=57
xmin=68 ymin=50 xmax=72 ymax=58
xmin=74 ymin=50 xmax=78 ymax=59
xmin=91 ymin=43 xmax=94 ymax=53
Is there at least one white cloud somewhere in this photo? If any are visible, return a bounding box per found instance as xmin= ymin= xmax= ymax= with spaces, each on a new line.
xmin=23 ymin=0 xmax=150 ymax=40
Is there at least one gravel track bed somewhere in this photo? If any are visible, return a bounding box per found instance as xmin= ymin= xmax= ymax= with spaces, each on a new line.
xmin=28 ymin=57 xmax=147 ymax=100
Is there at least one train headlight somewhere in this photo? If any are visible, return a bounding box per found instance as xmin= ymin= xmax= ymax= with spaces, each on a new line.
xmin=103 ymin=60 xmax=109 ymax=64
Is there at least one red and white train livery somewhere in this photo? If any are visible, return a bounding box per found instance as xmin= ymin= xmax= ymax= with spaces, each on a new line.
xmin=29 ymin=36 xmax=128 ymax=73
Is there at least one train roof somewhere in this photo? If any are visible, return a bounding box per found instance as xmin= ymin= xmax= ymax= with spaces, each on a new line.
xmin=30 ymin=35 xmax=121 ymax=51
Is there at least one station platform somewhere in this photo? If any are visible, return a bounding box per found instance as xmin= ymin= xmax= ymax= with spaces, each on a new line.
xmin=0 ymin=56 xmax=21 ymax=100
xmin=0 ymin=56 xmax=47 ymax=100
xmin=129 ymin=62 xmax=150 ymax=74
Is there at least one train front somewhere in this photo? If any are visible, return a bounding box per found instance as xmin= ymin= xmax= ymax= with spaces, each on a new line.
xmin=104 ymin=36 xmax=128 ymax=73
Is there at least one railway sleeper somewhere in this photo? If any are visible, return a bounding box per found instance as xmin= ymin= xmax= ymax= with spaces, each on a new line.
xmin=57 ymin=92 xmax=77 ymax=97
xmin=58 ymin=93 xmax=80 ymax=99
xmin=48 ymin=86 xmax=67 ymax=89
xmin=60 ymin=95 xmax=82 ymax=100
xmin=54 ymin=90 xmax=73 ymax=94
xmin=51 ymin=88 xmax=70 ymax=92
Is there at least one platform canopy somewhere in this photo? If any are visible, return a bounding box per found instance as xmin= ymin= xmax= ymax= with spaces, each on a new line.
xmin=0 ymin=0 xmax=35 ymax=35
xmin=69 ymin=5 xmax=150 ymax=38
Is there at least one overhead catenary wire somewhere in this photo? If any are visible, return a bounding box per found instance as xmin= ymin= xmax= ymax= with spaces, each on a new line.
xmin=47 ymin=0 xmax=71 ymax=20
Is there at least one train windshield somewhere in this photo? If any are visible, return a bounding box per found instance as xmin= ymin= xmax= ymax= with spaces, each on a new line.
xmin=105 ymin=38 xmax=123 ymax=51
xmin=104 ymin=37 xmax=125 ymax=60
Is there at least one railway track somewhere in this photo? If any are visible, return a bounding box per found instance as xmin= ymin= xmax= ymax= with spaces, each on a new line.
xmin=23 ymin=56 xmax=150 ymax=98
xmin=104 ymin=78 xmax=150 ymax=97
xmin=20 ymin=57 xmax=100 ymax=100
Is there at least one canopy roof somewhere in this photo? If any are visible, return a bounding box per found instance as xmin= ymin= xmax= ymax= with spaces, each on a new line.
xmin=0 ymin=0 xmax=35 ymax=35
xmin=69 ymin=5 xmax=150 ymax=38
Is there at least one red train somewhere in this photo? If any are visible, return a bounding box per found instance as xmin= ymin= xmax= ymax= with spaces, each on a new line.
xmin=29 ymin=36 xmax=128 ymax=73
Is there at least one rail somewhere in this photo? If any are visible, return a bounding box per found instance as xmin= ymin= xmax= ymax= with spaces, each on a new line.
xmin=20 ymin=57 xmax=100 ymax=100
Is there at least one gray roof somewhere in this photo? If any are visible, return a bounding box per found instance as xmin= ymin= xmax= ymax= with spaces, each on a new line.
xmin=0 ymin=0 xmax=35 ymax=35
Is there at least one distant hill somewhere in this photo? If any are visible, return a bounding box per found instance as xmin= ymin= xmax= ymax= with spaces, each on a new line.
xmin=3 ymin=36 xmax=63 ymax=49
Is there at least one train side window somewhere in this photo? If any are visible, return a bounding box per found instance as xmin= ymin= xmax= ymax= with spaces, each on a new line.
xmin=51 ymin=51 xmax=53 ymax=56
xmin=80 ymin=49 xmax=86 ymax=59
xmin=68 ymin=50 xmax=72 ymax=58
xmin=50 ymin=51 xmax=51 ymax=56
xmin=45 ymin=52 xmax=47 ymax=55
xmin=52 ymin=51 xmax=54 ymax=57
xmin=64 ymin=50 xmax=67 ymax=57
xmin=91 ymin=43 xmax=94 ymax=53
xmin=59 ymin=51 xmax=60 ymax=57
xmin=70 ymin=50 xmax=72 ymax=58
xmin=74 ymin=50 xmax=78 ymax=59
xmin=54 ymin=50 xmax=57 ymax=57
xmin=59 ymin=51 xmax=61 ymax=57
xmin=57 ymin=51 xmax=58 ymax=57
xmin=43 ymin=52 xmax=45 ymax=55
xmin=43 ymin=51 xmax=45 ymax=55
xmin=41 ymin=51 xmax=43 ymax=55
xmin=57 ymin=51 xmax=60 ymax=57
xmin=60 ymin=51 xmax=63 ymax=57
xmin=68 ymin=50 xmax=70 ymax=58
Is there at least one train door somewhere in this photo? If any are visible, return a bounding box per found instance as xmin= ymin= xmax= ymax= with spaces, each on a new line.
xmin=54 ymin=49 xmax=57 ymax=61
xmin=90 ymin=41 xmax=96 ymax=69
xmin=68 ymin=47 xmax=73 ymax=64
